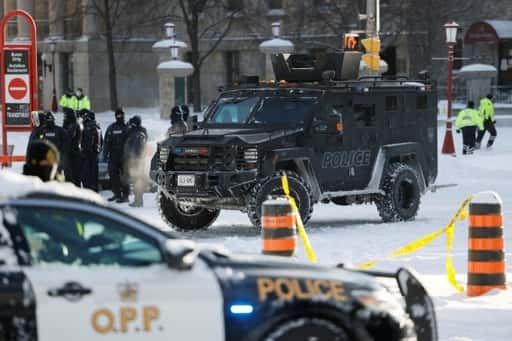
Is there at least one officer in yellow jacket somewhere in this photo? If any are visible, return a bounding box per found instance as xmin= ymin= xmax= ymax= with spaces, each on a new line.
xmin=59 ymin=89 xmax=77 ymax=116
xmin=73 ymin=88 xmax=91 ymax=116
xmin=476 ymin=94 xmax=497 ymax=149
xmin=455 ymin=101 xmax=484 ymax=155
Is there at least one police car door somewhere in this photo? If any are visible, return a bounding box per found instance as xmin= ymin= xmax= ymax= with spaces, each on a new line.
xmin=13 ymin=203 xmax=224 ymax=341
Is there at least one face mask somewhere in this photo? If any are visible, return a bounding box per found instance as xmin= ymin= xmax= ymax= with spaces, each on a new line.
xmin=76 ymin=91 xmax=82 ymax=97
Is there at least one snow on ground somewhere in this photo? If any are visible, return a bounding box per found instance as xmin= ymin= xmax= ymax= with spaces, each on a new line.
xmin=3 ymin=109 xmax=512 ymax=340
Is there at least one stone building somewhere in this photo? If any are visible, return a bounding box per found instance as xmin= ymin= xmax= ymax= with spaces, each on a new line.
xmin=1 ymin=0 xmax=512 ymax=113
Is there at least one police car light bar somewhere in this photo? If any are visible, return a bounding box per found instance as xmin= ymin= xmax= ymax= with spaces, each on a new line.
xmin=230 ymin=304 xmax=254 ymax=315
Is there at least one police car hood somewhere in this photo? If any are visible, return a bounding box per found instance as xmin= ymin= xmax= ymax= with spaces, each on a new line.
xmin=172 ymin=126 xmax=302 ymax=145
xmin=0 ymin=170 xmax=105 ymax=205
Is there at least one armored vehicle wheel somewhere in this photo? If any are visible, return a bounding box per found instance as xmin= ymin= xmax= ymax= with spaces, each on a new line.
xmin=248 ymin=172 xmax=313 ymax=227
xmin=263 ymin=317 xmax=350 ymax=341
xmin=158 ymin=192 xmax=220 ymax=231
xmin=375 ymin=163 xmax=421 ymax=222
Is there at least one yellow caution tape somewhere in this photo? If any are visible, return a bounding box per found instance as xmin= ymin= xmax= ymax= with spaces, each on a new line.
xmin=281 ymin=175 xmax=317 ymax=263
xmin=357 ymin=194 xmax=475 ymax=292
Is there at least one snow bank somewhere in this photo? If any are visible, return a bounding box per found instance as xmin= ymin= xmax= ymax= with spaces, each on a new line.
xmin=0 ymin=170 xmax=105 ymax=205
xmin=459 ymin=64 xmax=497 ymax=73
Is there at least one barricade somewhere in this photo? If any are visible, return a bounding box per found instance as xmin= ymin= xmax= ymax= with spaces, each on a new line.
xmin=467 ymin=192 xmax=506 ymax=296
xmin=261 ymin=198 xmax=297 ymax=257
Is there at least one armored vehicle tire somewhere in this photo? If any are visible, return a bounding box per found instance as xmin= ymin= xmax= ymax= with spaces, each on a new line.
xmin=376 ymin=163 xmax=421 ymax=222
xmin=158 ymin=192 xmax=220 ymax=231
xmin=262 ymin=317 xmax=350 ymax=341
xmin=248 ymin=172 xmax=313 ymax=227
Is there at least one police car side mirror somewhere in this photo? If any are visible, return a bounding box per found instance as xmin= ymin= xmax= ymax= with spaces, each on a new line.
xmin=162 ymin=239 xmax=199 ymax=271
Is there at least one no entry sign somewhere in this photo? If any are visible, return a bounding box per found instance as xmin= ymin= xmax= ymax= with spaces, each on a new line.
xmin=3 ymin=49 xmax=31 ymax=126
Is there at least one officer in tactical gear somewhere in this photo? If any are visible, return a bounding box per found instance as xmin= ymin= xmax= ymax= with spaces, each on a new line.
xmin=63 ymin=109 xmax=82 ymax=186
xmin=74 ymin=88 xmax=91 ymax=113
xmin=125 ymin=115 xmax=148 ymax=207
xmin=455 ymin=101 xmax=484 ymax=155
xmin=81 ymin=111 xmax=103 ymax=191
xmin=35 ymin=111 xmax=70 ymax=172
xmin=476 ymin=94 xmax=497 ymax=149
xmin=104 ymin=108 xmax=129 ymax=202
xmin=23 ymin=140 xmax=60 ymax=182
xmin=167 ymin=105 xmax=188 ymax=136
xmin=27 ymin=111 xmax=47 ymax=154
xmin=59 ymin=89 xmax=77 ymax=117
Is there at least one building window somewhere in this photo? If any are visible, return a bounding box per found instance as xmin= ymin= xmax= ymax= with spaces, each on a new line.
xmin=60 ymin=53 xmax=74 ymax=92
xmin=267 ymin=0 xmax=283 ymax=9
xmin=225 ymin=51 xmax=240 ymax=85
xmin=226 ymin=0 xmax=243 ymax=11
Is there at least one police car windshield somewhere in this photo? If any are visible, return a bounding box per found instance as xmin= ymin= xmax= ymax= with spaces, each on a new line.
xmin=207 ymin=96 xmax=317 ymax=125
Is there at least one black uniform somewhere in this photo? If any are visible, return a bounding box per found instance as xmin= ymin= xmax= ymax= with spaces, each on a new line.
xmin=104 ymin=110 xmax=129 ymax=201
xmin=62 ymin=111 xmax=82 ymax=186
xmin=34 ymin=112 xmax=69 ymax=174
xmin=81 ymin=112 xmax=102 ymax=191
xmin=124 ymin=116 xmax=148 ymax=207
xmin=26 ymin=112 xmax=47 ymax=155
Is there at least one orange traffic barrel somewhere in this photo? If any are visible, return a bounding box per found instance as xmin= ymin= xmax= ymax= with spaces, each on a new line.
xmin=467 ymin=192 xmax=506 ymax=297
xmin=261 ymin=198 xmax=297 ymax=257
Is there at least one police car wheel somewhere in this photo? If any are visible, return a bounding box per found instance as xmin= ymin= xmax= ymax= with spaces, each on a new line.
xmin=247 ymin=172 xmax=313 ymax=228
xmin=157 ymin=192 xmax=220 ymax=230
xmin=263 ymin=317 xmax=349 ymax=341
xmin=376 ymin=163 xmax=421 ymax=222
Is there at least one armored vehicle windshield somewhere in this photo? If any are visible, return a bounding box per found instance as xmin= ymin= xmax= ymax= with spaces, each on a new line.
xmin=206 ymin=91 xmax=320 ymax=126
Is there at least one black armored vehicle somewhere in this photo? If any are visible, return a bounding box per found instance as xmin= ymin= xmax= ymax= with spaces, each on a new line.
xmin=151 ymin=52 xmax=438 ymax=230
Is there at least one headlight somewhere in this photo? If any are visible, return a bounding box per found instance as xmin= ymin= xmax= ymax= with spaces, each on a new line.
xmin=160 ymin=146 xmax=170 ymax=165
xmin=243 ymin=147 xmax=258 ymax=163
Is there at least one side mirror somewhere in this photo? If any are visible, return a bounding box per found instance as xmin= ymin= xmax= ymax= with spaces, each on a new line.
xmin=327 ymin=113 xmax=343 ymax=135
xmin=162 ymin=239 xmax=199 ymax=270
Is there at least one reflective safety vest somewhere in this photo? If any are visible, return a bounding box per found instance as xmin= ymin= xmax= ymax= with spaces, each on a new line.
xmin=74 ymin=96 xmax=91 ymax=111
xmin=59 ymin=95 xmax=77 ymax=110
xmin=479 ymin=98 xmax=495 ymax=121
xmin=455 ymin=108 xmax=484 ymax=130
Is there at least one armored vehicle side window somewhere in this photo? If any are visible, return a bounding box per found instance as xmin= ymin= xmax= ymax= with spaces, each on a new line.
xmin=249 ymin=97 xmax=317 ymax=125
xmin=416 ymin=95 xmax=428 ymax=110
xmin=16 ymin=207 xmax=162 ymax=267
xmin=353 ymin=104 xmax=376 ymax=127
xmin=385 ymin=96 xmax=398 ymax=111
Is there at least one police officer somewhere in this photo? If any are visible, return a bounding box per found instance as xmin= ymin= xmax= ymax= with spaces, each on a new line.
xmin=23 ymin=140 xmax=60 ymax=182
xmin=167 ymin=105 xmax=188 ymax=136
xmin=27 ymin=111 xmax=47 ymax=154
xmin=103 ymin=108 xmax=129 ymax=202
xmin=125 ymin=115 xmax=148 ymax=207
xmin=74 ymin=88 xmax=91 ymax=113
xmin=59 ymin=89 xmax=77 ymax=117
xmin=476 ymin=94 xmax=497 ymax=149
xmin=455 ymin=101 xmax=484 ymax=155
xmin=81 ymin=111 xmax=103 ymax=191
xmin=63 ymin=109 xmax=82 ymax=186
xmin=35 ymin=111 xmax=70 ymax=173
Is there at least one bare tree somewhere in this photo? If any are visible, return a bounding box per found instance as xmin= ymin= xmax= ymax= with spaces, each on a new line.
xmin=171 ymin=0 xmax=240 ymax=112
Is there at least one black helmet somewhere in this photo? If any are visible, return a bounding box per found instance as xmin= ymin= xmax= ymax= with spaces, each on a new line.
xmin=130 ymin=115 xmax=141 ymax=127
xmin=23 ymin=140 xmax=60 ymax=182
xmin=170 ymin=106 xmax=182 ymax=123
xmin=487 ymin=94 xmax=493 ymax=100
xmin=83 ymin=110 xmax=96 ymax=122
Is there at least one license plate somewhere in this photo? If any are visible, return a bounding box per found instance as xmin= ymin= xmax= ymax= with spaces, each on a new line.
xmin=177 ymin=175 xmax=195 ymax=187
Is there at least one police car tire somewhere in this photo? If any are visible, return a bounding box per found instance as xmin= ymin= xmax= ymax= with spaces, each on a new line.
xmin=375 ymin=163 xmax=421 ymax=222
xmin=157 ymin=192 xmax=220 ymax=231
xmin=247 ymin=172 xmax=313 ymax=228
xmin=262 ymin=317 xmax=349 ymax=341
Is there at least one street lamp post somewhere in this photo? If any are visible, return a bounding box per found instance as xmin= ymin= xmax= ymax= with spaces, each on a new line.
xmin=441 ymin=21 xmax=459 ymax=156
xmin=50 ymin=40 xmax=58 ymax=113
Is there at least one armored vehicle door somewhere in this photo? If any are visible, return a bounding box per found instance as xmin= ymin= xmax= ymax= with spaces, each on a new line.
xmin=309 ymin=91 xmax=365 ymax=192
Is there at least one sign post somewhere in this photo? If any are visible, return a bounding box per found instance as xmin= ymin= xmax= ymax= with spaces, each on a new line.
xmin=0 ymin=10 xmax=38 ymax=166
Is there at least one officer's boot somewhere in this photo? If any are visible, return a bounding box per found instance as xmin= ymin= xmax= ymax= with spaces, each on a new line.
xmin=487 ymin=136 xmax=496 ymax=148
xmin=474 ymin=142 xmax=481 ymax=150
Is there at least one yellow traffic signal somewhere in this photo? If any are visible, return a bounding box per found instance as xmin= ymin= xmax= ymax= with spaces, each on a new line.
xmin=361 ymin=37 xmax=381 ymax=71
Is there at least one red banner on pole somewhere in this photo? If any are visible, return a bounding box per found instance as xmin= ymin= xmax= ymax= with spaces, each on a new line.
xmin=0 ymin=10 xmax=38 ymax=166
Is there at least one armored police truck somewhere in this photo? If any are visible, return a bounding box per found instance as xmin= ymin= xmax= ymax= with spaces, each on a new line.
xmin=151 ymin=51 xmax=438 ymax=230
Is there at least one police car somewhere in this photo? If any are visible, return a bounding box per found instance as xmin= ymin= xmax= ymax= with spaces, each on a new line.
xmin=0 ymin=171 xmax=437 ymax=341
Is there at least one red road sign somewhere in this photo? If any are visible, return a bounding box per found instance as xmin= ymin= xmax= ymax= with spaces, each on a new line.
xmin=8 ymin=77 xmax=28 ymax=100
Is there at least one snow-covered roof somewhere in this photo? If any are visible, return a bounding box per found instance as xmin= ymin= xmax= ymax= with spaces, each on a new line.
xmin=0 ymin=170 xmax=105 ymax=205
xmin=459 ymin=63 xmax=497 ymax=73
xmin=259 ymin=38 xmax=294 ymax=54
xmin=486 ymin=20 xmax=512 ymax=39
xmin=152 ymin=38 xmax=188 ymax=50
